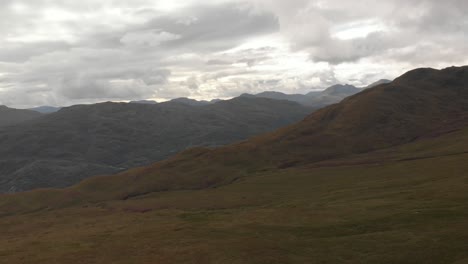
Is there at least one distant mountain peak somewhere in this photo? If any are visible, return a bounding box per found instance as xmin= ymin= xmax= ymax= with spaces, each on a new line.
xmin=256 ymin=91 xmax=288 ymax=96
xmin=170 ymin=97 xmax=213 ymax=106
xmin=240 ymin=84 xmax=362 ymax=108
xmin=29 ymin=106 xmax=61 ymax=114
xmin=129 ymin=100 xmax=158 ymax=105
xmin=322 ymin=84 xmax=360 ymax=95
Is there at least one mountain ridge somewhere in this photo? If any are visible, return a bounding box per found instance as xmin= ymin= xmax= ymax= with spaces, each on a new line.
xmin=0 ymin=105 xmax=43 ymax=127
xmin=241 ymin=83 xmax=362 ymax=107
xmin=2 ymin=66 xmax=466 ymax=205
xmin=0 ymin=97 xmax=313 ymax=193
xmin=74 ymin=65 xmax=468 ymax=199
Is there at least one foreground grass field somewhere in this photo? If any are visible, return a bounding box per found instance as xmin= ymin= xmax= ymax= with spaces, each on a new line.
xmin=1 ymin=144 xmax=467 ymax=263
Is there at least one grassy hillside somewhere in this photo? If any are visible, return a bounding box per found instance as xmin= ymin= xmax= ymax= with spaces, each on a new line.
xmin=0 ymin=129 xmax=467 ymax=263
xmin=0 ymin=66 xmax=467 ymax=263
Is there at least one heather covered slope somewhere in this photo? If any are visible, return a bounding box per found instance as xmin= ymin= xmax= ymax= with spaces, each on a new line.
xmin=0 ymin=97 xmax=312 ymax=193
xmin=0 ymin=119 xmax=467 ymax=263
xmin=253 ymin=66 xmax=468 ymax=164
xmin=238 ymin=66 xmax=468 ymax=165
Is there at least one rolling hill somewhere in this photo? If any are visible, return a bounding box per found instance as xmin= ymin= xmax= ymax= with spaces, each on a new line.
xmin=0 ymin=66 xmax=467 ymax=263
xmin=0 ymin=97 xmax=312 ymax=193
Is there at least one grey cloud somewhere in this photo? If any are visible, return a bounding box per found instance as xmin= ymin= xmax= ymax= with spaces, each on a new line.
xmin=0 ymin=0 xmax=467 ymax=107
xmin=252 ymin=0 xmax=468 ymax=64
xmin=54 ymin=67 xmax=171 ymax=100
xmin=0 ymin=1 xmax=281 ymax=107
xmin=201 ymin=69 xmax=257 ymax=81
xmin=0 ymin=42 xmax=70 ymax=63
xmin=58 ymin=76 xmax=153 ymax=100
xmin=142 ymin=3 xmax=279 ymax=52
xmin=206 ymin=59 xmax=233 ymax=66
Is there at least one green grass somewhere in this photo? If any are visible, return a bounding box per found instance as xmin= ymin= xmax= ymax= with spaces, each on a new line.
xmin=0 ymin=150 xmax=467 ymax=263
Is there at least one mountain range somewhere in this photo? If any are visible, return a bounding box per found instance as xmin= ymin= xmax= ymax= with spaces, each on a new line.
xmin=21 ymin=81 xmax=384 ymax=117
xmin=0 ymin=81 xmax=373 ymax=193
xmin=0 ymin=97 xmax=312 ymax=193
xmin=32 ymin=66 xmax=465 ymax=199
xmin=252 ymin=79 xmax=392 ymax=105
xmin=241 ymin=83 xmax=363 ymax=107
xmin=0 ymin=66 xmax=467 ymax=263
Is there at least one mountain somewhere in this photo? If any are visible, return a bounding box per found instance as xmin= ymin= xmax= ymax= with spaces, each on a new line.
xmin=0 ymin=97 xmax=312 ymax=193
xmin=0 ymin=66 xmax=467 ymax=263
xmin=243 ymin=91 xmax=314 ymax=105
xmin=28 ymin=106 xmax=62 ymax=113
xmin=169 ymin=97 xmax=213 ymax=106
xmin=243 ymin=84 xmax=361 ymax=107
xmin=305 ymin=90 xmax=321 ymax=97
xmin=129 ymin=100 xmax=158 ymax=104
xmin=239 ymin=66 xmax=467 ymax=167
xmin=364 ymin=79 xmax=392 ymax=89
xmin=320 ymin=84 xmax=360 ymax=95
xmin=307 ymin=84 xmax=361 ymax=107
xmin=0 ymin=105 xmax=43 ymax=127
xmin=46 ymin=66 xmax=466 ymax=199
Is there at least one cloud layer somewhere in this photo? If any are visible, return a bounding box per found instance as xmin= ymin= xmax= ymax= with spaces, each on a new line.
xmin=0 ymin=0 xmax=467 ymax=107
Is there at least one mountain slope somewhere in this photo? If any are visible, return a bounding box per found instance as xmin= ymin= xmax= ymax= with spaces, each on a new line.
xmin=364 ymin=79 xmax=392 ymax=89
xmin=72 ymin=65 xmax=468 ymax=198
xmin=307 ymin=84 xmax=361 ymax=107
xmin=0 ymin=105 xmax=43 ymax=127
xmin=0 ymin=66 xmax=468 ymax=263
xmin=2 ymin=66 xmax=467 ymax=208
xmin=1 ymin=150 xmax=467 ymax=263
xmin=0 ymin=97 xmax=312 ymax=193
xmin=146 ymin=66 xmax=468 ymax=177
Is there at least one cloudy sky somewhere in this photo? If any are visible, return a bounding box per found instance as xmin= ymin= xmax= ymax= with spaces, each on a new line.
xmin=0 ymin=0 xmax=467 ymax=108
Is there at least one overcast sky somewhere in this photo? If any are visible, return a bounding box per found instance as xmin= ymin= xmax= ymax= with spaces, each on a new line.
xmin=0 ymin=0 xmax=467 ymax=108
